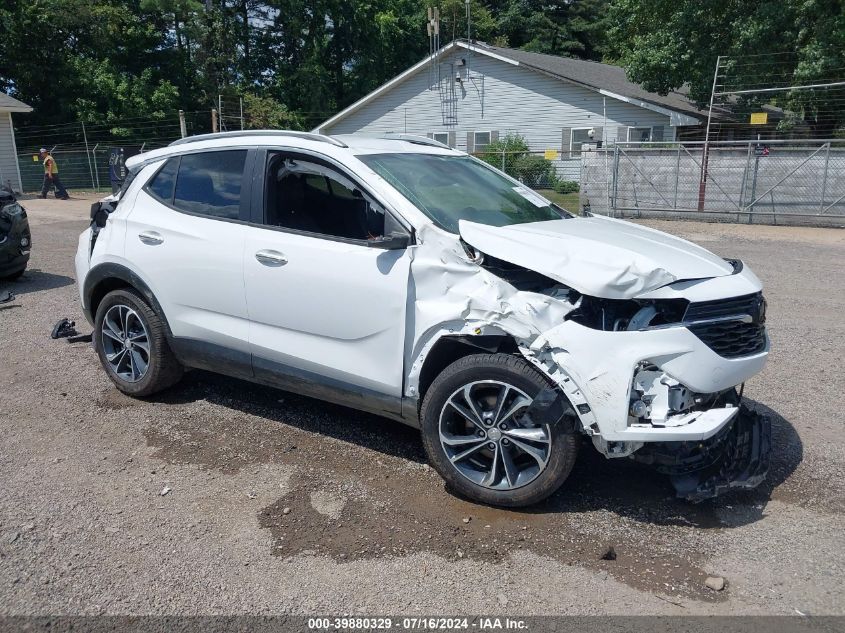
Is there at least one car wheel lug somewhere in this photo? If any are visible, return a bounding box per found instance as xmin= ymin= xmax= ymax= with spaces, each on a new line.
xmin=488 ymin=442 xmax=495 ymax=449
xmin=502 ymin=438 xmax=510 ymax=446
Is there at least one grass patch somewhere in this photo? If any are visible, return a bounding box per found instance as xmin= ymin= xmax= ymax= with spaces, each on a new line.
xmin=537 ymin=190 xmax=580 ymax=213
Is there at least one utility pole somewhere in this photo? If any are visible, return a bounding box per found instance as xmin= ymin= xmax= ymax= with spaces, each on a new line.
xmin=697 ymin=55 xmax=722 ymax=212
xmin=211 ymin=108 xmax=218 ymax=133
xmin=179 ymin=110 xmax=187 ymax=138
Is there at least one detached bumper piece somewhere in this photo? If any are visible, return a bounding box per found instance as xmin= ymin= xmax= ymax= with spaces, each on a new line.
xmin=635 ymin=405 xmax=771 ymax=502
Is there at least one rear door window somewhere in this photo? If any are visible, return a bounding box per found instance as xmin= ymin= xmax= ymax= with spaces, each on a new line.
xmin=173 ymin=150 xmax=247 ymax=220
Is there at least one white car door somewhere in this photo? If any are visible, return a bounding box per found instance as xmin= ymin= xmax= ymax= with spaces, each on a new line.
xmin=242 ymin=151 xmax=412 ymax=414
xmin=124 ymin=149 xmax=253 ymax=375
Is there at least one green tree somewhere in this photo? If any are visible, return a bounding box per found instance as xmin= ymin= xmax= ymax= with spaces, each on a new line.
xmin=608 ymin=0 xmax=845 ymax=135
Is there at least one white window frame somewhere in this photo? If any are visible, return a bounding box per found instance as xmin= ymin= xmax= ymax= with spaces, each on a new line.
xmin=433 ymin=132 xmax=450 ymax=147
xmin=570 ymin=127 xmax=593 ymax=156
xmin=474 ymin=131 xmax=492 ymax=152
xmin=627 ymin=126 xmax=653 ymax=143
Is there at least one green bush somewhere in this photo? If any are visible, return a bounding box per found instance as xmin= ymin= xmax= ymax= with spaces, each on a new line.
xmin=554 ymin=180 xmax=580 ymax=194
xmin=476 ymin=133 xmax=530 ymax=178
xmin=512 ymin=154 xmax=555 ymax=188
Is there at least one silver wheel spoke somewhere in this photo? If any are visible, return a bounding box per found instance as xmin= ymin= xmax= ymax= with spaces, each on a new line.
xmin=449 ymin=440 xmax=487 ymax=464
xmin=441 ymin=432 xmax=487 ymax=447
xmin=497 ymin=394 xmax=533 ymax=426
xmin=106 ymin=348 xmax=126 ymax=364
xmin=501 ymin=443 xmax=520 ymax=487
xmin=503 ymin=427 xmax=550 ymax=443
xmin=491 ymin=384 xmax=510 ymax=424
xmin=462 ymin=384 xmax=486 ymax=426
xmin=509 ymin=436 xmax=548 ymax=468
xmin=102 ymin=326 xmax=123 ymax=344
xmin=447 ymin=399 xmax=486 ymax=432
xmin=481 ymin=444 xmax=500 ymax=487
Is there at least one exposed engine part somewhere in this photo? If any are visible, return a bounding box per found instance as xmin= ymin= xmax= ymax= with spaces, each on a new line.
xmin=479 ymin=253 xmax=570 ymax=294
xmin=568 ymin=295 xmax=688 ymax=332
xmin=633 ymin=403 xmax=771 ymax=502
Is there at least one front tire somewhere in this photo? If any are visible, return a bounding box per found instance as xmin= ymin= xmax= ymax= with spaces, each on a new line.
xmin=420 ymin=353 xmax=579 ymax=507
xmin=94 ymin=288 xmax=183 ymax=397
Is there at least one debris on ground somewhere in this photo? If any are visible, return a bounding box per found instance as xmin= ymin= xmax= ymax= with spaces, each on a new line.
xmin=159 ymin=486 xmax=171 ymax=496
xmin=282 ymin=507 xmax=291 ymax=515
xmin=705 ymin=576 xmax=726 ymax=591
xmin=0 ymin=290 xmax=14 ymax=304
xmin=601 ymin=545 xmax=617 ymax=561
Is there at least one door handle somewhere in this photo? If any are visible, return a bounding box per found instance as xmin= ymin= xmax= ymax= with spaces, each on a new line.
xmin=138 ymin=231 xmax=164 ymax=246
xmin=255 ymin=249 xmax=288 ymax=267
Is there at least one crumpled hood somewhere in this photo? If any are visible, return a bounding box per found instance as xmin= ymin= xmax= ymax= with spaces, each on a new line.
xmin=459 ymin=215 xmax=734 ymax=299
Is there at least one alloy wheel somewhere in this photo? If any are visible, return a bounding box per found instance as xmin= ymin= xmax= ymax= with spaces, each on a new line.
xmin=101 ymin=304 xmax=150 ymax=383
xmin=438 ymin=380 xmax=552 ymax=490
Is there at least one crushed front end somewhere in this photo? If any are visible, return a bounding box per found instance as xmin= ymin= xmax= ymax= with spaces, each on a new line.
xmin=528 ymin=272 xmax=772 ymax=501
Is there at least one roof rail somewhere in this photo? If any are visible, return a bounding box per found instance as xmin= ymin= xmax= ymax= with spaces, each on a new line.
xmin=169 ymin=130 xmax=348 ymax=148
xmin=382 ymin=133 xmax=452 ymax=149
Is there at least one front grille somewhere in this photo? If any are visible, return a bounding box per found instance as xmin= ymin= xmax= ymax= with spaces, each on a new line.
xmin=685 ymin=293 xmax=767 ymax=358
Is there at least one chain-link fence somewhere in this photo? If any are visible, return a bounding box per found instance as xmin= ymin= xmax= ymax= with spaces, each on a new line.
xmin=473 ymin=149 xmax=583 ymax=211
xmin=581 ymin=140 xmax=845 ymax=226
xmin=14 ymin=111 xmax=212 ymax=194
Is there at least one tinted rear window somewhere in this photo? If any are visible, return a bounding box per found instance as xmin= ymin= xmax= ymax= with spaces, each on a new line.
xmin=147 ymin=158 xmax=179 ymax=202
xmin=173 ymin=151 xmax=247 ymax=220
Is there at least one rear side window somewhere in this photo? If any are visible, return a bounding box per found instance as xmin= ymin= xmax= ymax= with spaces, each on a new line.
xmin=147 ymin=158 xmax=179 ymax=202
xmin=173 ymin=150 xmax=247 ymax=220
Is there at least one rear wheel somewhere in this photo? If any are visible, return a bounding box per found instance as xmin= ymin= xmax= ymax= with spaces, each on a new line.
xmin=420 ymin=353 xmax=578 ymax=507
xmin=1 ymin=267 xmax=25 ymax=280
xmin=94 ymin=288 xmax=183 ymax=397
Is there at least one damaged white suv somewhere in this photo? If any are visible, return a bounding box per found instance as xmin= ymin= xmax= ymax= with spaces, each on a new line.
xmin=76 ymin=131 xmax=770 ymax=507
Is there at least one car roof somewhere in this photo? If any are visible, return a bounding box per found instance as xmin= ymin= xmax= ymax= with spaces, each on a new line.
xmin=125 ymin=131 xmax=459 ymax=170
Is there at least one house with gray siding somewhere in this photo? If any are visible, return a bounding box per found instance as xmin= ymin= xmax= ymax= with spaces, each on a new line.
xmin=315 ymin=40 xmax=704 ymax=180
xmin=0 ymin=92 xmax=32 ymax=193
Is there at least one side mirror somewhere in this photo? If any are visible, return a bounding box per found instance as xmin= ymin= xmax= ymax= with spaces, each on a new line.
xmin=368 ymin=232 xmax=411 ymax=250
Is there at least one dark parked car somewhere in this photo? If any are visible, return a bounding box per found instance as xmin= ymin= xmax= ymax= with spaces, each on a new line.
xmin=0 ymin=186 xmax=31 ymax=280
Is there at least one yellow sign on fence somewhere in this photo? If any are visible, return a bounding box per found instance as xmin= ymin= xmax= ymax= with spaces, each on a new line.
xmin=544 ymin=149 xmax=559 ymax=160
xmin=750 ymin=112 xmax=768 ymax=125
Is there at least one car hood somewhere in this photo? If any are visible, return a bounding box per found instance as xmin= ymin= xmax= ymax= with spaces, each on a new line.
xmin=458 ymin=215 xmax=734 ymax=299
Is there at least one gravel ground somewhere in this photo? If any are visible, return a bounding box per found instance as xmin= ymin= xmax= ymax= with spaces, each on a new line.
xmin=0 ymin=194 xmax=843 ymax=616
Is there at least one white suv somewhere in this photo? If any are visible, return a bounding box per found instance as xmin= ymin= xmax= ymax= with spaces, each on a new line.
xmin=76 ymin=131 xmax=771 ymax=507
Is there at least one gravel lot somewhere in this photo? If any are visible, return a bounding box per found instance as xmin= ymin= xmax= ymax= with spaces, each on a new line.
xmin=1 ymin=194 xmax=843 ymax=616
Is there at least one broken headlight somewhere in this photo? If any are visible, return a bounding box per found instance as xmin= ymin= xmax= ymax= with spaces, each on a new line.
xmin=567 ymin=296 xmax=688 ymax=332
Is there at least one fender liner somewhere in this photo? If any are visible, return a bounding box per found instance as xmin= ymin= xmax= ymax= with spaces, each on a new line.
xmin=82 ymin=262 xmax=172 ymax=337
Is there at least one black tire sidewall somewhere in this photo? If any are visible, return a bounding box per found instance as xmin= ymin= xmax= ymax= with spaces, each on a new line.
xmin=420 ymin=353 xmax=578 ymax=507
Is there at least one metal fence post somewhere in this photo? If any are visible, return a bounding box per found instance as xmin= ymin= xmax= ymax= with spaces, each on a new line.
xmin=611 ymin=145 xmax=620 ymax=217
xmin=673 ymin=144 xmax=681 ymax=209
xmin=501 ymin=148 xmax=505 ymax=172
xmin=81 ymin=121 xmax=96 ymax=190
xmin=820 ymin=142 xmax=831 ymax=213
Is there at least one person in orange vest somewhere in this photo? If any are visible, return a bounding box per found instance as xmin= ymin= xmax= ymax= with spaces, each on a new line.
xmin=39 ymin=148 xmax=69 ymax=200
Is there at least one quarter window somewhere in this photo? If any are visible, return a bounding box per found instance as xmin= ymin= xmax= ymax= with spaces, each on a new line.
xmin=146 ymin=158 xmax=179 ymax=203
xmin=172 ymin=150 xmax=247 ymax=220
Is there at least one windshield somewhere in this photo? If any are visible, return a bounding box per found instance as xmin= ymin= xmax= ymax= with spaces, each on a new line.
xmin=357 ymin=153 xmax=571 ymax=233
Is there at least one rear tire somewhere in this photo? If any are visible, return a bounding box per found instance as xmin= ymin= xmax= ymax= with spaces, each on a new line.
xmin=420 ymin=353 xmax=578 ymax=507
xmin=94 ymin=288 xmax=183 ymax=397
xmin=1 ymin=267 xmax=25 ymax=280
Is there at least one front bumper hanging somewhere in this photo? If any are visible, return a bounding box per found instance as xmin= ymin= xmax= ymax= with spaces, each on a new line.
xmin=634 ymin=405 xmax=771 ymax=502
